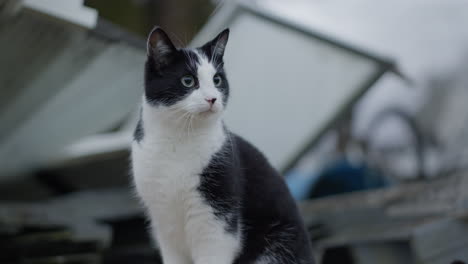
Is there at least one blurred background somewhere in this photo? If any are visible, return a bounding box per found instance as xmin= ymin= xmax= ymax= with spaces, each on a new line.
xmin=1 ymin=0 xmax=468 ymax=263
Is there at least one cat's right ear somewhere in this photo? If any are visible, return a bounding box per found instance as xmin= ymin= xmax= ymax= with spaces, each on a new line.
xmin=147 ymin=27 xmax=176 ymax=69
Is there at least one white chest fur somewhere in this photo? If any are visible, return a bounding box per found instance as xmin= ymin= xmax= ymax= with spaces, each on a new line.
xmin=131 ymin=102 xmax=240 ymax=264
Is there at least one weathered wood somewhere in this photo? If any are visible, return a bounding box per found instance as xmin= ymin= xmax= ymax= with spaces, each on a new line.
xmin=299 ymin=173 xmax=468 ymax=263
xmin=0 ymin=188 xmax=141 ymax=245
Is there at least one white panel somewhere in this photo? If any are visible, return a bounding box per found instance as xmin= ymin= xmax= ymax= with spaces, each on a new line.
xmin=223 ymin=13 xmax=380 ymax=169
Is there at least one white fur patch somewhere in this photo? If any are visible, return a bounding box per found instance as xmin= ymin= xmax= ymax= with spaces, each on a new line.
xmin=131 ymin=50 xmax=240 ymax=264
xmin=171 ymin=50 xmax=223 ymax=116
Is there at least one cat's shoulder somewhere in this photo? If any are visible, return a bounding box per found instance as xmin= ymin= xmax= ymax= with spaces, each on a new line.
xmin=228 ymin=132 xmax=263 ymax=158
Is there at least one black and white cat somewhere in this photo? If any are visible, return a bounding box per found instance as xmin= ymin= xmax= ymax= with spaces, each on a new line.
xmin=131 ymin=27 xmax=314 ymax=264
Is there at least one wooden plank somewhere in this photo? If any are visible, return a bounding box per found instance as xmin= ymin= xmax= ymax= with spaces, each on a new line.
xmin=412 ymin=218 xmax=468 ymax=263
xmin=299 ymin=173 xmax=468 ymax=258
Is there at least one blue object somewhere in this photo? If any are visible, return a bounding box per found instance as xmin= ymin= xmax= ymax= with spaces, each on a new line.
xmin=286 ymin=157 xmax=388 ymax=200
xmin=286 ymin=169 xmax=320 ymax=200
xmin=308 ymin=158 xmax=387 ymax=198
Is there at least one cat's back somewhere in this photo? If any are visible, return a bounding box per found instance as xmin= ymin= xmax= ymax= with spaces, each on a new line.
xmin=231 ymin=133 xmax=291 ymax=197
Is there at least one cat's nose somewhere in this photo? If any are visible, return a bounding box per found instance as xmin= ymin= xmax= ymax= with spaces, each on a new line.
xmin=205 ymin=97 xmax=217 ymax=105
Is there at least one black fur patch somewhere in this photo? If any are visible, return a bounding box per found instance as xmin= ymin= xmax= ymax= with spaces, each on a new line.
xmin=133 ymin=117 xmax=144 ymax=142
xmin=198 ymin=133 xmax=315 ymax=264
xmin=133 ymin=108 xmax=144 ymax=142
xmin=198 ymin=136 xmax=241 ymax=234
xmin=144 ymin=49 xmax=200 ymax=106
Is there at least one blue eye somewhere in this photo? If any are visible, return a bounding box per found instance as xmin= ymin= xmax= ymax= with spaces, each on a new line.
xmin=213 ymin=74 xmax=222 ymax=87
xmin=181 ymin=75 xmax=195 ymax=87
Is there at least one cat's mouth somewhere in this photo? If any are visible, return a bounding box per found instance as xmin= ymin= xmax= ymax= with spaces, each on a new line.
xmin=197 ymin=104 xmax=221 ymax=115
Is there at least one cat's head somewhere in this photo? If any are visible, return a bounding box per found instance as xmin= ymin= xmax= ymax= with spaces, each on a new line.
xmin=144 ymin=27 xmax=230 ymax=123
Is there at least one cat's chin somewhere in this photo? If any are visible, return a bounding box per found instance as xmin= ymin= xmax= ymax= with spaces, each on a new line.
xmin=198 ymin=109 xmax=222 ymax=119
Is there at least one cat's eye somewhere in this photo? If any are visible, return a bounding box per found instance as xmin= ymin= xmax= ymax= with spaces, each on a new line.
xmin=213 ymin=74 xmax=222 ymax=87
xmin=181 ymin=75 xmax=195 ymax=87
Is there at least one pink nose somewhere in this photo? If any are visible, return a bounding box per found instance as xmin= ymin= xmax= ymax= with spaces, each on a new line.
xmin=205 ymin=97 xmax=217 ymax=105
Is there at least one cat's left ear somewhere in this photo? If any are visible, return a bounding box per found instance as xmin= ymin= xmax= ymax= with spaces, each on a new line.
xmin=202 ymin=28 xmax=230 ymax=61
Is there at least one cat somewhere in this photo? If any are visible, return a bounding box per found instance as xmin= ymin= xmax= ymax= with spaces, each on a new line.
xmin=131 ymin=26 xmax=314 ymax=264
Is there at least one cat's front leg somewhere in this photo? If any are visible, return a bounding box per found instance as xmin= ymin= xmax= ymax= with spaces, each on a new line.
xmin=158 ymin=242 xmax=191 ymax=264
xmin=151 ymin=222 xmax=191 ymax=264
xmin=191 ymin=243 xmax=239 ymax=264
xmin=187 ymin=215 xmax=240 ymax=264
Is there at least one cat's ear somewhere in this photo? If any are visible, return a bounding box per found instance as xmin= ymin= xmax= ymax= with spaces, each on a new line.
xmin=202 ymin=28 xmax=230 ymax=61
xmin=147 ymin=27 xmax=176 ymax=68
